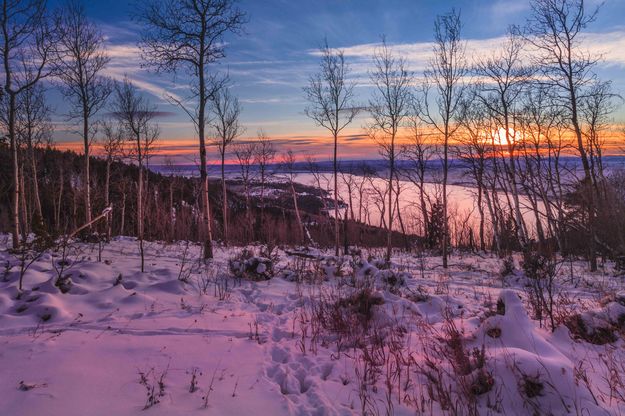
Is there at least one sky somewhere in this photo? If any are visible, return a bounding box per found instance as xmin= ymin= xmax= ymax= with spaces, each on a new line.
xmin=48 ymin=0 xmax=625 ymax=165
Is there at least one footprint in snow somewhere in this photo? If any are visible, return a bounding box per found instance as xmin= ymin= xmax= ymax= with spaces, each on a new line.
xmin=271 ymin=346 xmax=290 ymax=364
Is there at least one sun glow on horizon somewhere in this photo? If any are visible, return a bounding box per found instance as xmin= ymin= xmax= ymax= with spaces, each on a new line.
xmin=493 ymin=127 xmax=523 ymax=147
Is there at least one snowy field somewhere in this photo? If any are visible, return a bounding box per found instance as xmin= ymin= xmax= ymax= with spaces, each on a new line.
xmin=1 ymin=237 xmax=625 ymax=415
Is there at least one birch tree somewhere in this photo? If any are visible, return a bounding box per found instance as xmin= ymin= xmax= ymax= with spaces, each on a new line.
xmin=137 ymin=0 xmax=247 ymax=259
xmin=55 ymin=0 xmax=112 ymax=228
xmin=15 ymin=80 xmax=52 ymax=229
xmin=524 ymin=0 xmax=603 ymax=269
xmin=112 ymin=78 xmax=159 ymax=272
xmin=233 ymin=140 xmax=256 ymax=239
xmin=209 ymin=86 xmax=243 ymax=246
xmin=100 ymin=120 xmax=124 ymax=240
xmin=304 ymin=41 xmax=359 ymax=256
xmin=421 ymin=9 xmax=467 ymax=268
xmin=474 ymin=32 xmax=531 ymax=247
xmin=367 ymin=39 xmax=412 ymax=262
xmin=0 ymin=0 xmax=55 ymax=248
xmin=253 ymin=131 xmax=275 ymax=240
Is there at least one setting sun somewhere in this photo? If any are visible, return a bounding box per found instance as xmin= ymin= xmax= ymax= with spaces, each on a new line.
xmin=493 ymin=127 xmax=522 ymax=147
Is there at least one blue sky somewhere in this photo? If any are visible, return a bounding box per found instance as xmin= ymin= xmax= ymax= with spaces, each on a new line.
xmin=48 ymin=0 xmax=625 ymax=163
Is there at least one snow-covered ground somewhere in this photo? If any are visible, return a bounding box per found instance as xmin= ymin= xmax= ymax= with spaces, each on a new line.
xmin=1 ymin=237 xmax=625 ymax=415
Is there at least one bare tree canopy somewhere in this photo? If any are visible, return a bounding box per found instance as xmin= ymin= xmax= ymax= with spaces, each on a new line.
xmin=112 ymin=78 xmax=159 ymax=272
xmin=367 ymin=39 xmax=413 ymax=262
xmin=209 ymin=85 xmax=244 ymax=246
xmin=136 ymin=0 xmax=247 ymax=259
xmin=54 ymin=0 xmax=112 ymax=228
xmin=304 ymin=40 xmax=359 ymax=256
xmin=421 ymin=9 xmax=467 ymax=268
xmin=522 ymin=0 xmax=608 ymax=270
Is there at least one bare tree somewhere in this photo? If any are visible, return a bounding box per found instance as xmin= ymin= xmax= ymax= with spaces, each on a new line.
xmin=421 ymin=9 xmax=467 ymax=268
xmin=112 ymin=78 xmax=159 ymax=272
xmin=523 ymin=0 xmax=604 ymax=269
xmin=402 ymin=116 xmax=435 ymax=246
xmin=14 ymin=79 xmax=53 ymax=229
xmin=474 ymin=32 xmax=531 ymax=247
xmin=253 ymin=131 xmax=276 ymax=240
xmin=100 ymin=120 xmax=124 ymax=240
xmin=55 ymin=0 xmax=112 ymax=229
xmin=0 ymin=0 xmax=55 ymax=248
xmin=304 ymin=40 xmax=359 ymax=256
xmin=456 ymin=95 xmax=495 ymax=253
xmin=580 ymin=81 xmax=618 ymax=184
xmin=306 ymin=156 xmax=331 ymax=215
xmin=233 ymin=140 xmax=256 ymax=239
xmin=137 ymin=0 xmax=247 ymax=259
xmin=209 ymin=86 xmax=243 ymax=246
xmin=280 ymin=150 xmax=305 ymax=245
xmin=367 ymin=39 xmax=413 ymax=262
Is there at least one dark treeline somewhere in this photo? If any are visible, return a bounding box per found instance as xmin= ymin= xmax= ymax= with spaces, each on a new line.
xmin=0 ymin=144 xmax=406 ymax=250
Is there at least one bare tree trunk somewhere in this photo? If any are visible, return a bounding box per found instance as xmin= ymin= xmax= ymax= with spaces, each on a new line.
xmin=137 ymin=160 xmax=145 ymax=272
xmin=56 ymin=167 xmax=64 ymax=232
xmin=221 ymin=151 xmax=228 ymax=246
xmin=199 ymin=70 xmax=213 ymax=259
xmin=20 ymin=162 xmax=28 ymax=241
xmin=245 ymin=184 xmax=252 ymax=240
xmin=169 ymin=180 xmax=174 ymax=241
xmin=105 ymin=158 xmax=111 ymax=239
xmin=442 ymin=125 xmax=449 ymax=268
xmin=120 ymin=190 xmax=126 ymax=236
xmin=476 ymin=179 xmax=486 ymax=252
xmin=394 ymin=185 xmax=410 ymax=251
xmin=9 ymin=93 xmax=20 ymax=247
xmin=333 ymin=133 xmax=339 ymax=256
xmin=83 ymin=112 xmax=92 ymax=228
xmin=27 ymin=144 xmax=43 ymax=222
xmin=290 ymin=181 xmax=305 ymax=244
xmin=387 ymin=145 xmax=395 ymax=261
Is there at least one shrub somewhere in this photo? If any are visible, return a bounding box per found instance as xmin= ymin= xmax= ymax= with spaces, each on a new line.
xmin=564 ymin=314 xmax=617 ymax=345
xmin=337 ymin=288 xmax=384 ymax=322
xmin=520 ymin=374 xmax=544 ymax=399
xmin=499 ymin=255 xmax=515 ymax=278
xmin=228 ymin=249 xmax=273 ymax=281
xmin=522 ymin=249 xmax=558 ymax=331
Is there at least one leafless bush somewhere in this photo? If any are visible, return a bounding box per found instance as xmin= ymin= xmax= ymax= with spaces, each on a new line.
xmin=188 ymin=367 xmax=201 ymax=393
xmin=414 ymin=312 xmax=496 ymax=415
xmin=405 ymin=285 xmax=431 ymax=303
xmin=137 ymin=366 xmax=168 ymax=409
xmin=597 ymin=347 xmax=625 ymax=407
xmin=14 ymin=237 xmax=49 ymax=292
xmin=201 ymin=365 xmax=220 ymax=409
xmin=177 ymin=241 xmax=198 ymax=283
xmin=499 ymin=255 xmax=515 ymax=279
xmin=522 ymin=249 xmax=558 ymax=331
xmin=52 ymin=238 xmax=84 ymax=294
xmin=248 ymin=319 xmax=261 ymax=344
xmin=281 ymin=256 xmax=325 ymax=284
xmin=213 ymin=273 xmax=232 ymax=301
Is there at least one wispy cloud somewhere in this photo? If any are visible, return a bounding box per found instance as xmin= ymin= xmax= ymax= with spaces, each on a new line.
xmin=102 ymin=42 xmax=187 ymax=102
xmin=583 ymin=31 xmax=625 ymax=67
xmin=312 ymin=30 xmax=625 ymax=79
